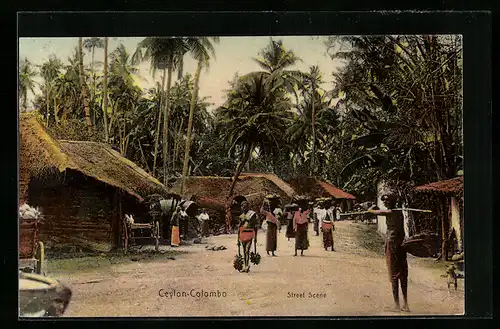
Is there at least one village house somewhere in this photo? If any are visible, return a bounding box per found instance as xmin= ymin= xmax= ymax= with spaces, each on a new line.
xmin=170 ymin=172 xmax=296 ymax=230
xmin=415 ymin=176 xmax=464 ymax=260
xmin=286 ymin=177 xmax=356 ymax=211
xmin=19 ymin=114 xmax=170 ymax=252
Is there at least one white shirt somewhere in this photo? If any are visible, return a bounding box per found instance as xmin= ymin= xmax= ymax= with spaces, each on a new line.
xmin=314 ymin=208 xmax=328 ymax=223
xmin=197 ymin=213 xmax=209 ymax=221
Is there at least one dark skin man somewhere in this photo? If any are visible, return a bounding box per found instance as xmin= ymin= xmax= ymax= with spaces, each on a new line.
xmin=368 ymin=194 xmax=410 ymax=312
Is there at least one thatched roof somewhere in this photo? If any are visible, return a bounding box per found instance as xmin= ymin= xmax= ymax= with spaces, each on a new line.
xmin=415 ymin=176 xmax=463 ymax=195
xmin=19 ymin=115 xmax=168 ymax=202
xmin=286 ymin=177 xmax=356 ymax=200
xmin=171 ymin=175 xmax=295 ymax=212
xmin=240 ymin=172 xmax=296 ymax=198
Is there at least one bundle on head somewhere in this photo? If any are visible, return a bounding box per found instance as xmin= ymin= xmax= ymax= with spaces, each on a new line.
xmin=233 ymin=254 xmax=243 ymax=271
xmin=250 ymin=252 xmax=261 ymax=265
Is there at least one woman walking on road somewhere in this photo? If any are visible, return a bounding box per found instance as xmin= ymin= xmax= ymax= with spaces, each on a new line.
xmin=293 ymin=207 xmax=310 ymax=256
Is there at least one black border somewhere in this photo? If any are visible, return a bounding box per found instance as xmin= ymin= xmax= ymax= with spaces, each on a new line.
xmin=7 ymin=10 xmax=493 ymax=328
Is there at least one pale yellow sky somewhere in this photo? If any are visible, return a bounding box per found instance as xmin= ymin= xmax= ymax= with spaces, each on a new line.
xmin=19 ymin=36 xmax=344 ymax=110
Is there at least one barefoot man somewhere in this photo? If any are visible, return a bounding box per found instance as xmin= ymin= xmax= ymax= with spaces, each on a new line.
xmin=368 ymin=194 xmax=410 ymax=312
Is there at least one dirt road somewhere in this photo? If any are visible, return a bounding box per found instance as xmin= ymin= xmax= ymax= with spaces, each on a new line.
xmin=55 ymin=221 xmax=464 ymax=317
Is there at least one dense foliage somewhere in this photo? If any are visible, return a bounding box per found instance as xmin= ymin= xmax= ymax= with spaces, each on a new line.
xmin=21 ymin=36 xmax=463 ymax=201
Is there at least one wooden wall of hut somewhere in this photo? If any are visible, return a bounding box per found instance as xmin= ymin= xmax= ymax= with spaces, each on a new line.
xmin=27 ymin=170 xmax=120 ymax=252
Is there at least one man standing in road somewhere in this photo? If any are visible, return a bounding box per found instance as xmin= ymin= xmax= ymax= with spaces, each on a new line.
xmin=368 ymin=194 xmax=410 ymax=312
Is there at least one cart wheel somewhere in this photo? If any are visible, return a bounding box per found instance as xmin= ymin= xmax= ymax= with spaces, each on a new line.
xmin=154 ymin=221 xmax=160 ymax=252
xmin=35 ymin=241 xmax=45 ymax=275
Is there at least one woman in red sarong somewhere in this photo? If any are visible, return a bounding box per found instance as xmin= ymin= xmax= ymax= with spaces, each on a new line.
xmin=293 ymin=208 xmax=310 ymax=256
xmin=321 ymin=212 xmax=335 ymax=251
xmin=237 ymin=201 xmax=258 ymax=273
xmin=260 ymin=203 xmax=281 ymax=256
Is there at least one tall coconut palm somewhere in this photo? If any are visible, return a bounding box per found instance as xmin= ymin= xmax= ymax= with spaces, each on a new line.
xmin=102 ymin=37 xmax=109 ymax=142
xmin=132 ymin=37 xmax=187 ymax=182
xmin=39 ymin=55 xmax=63 ymax=125
xmin=218 ymin=71 xmax=292 ymax=197
xmin=78 ymin=37 xmax=93 ymax=134
xmin=180 ymin=37 xmax=219 ymax=194
xmin=252 ymin=38 xmax=307 ymax=102
xmin=83 ymin=37 xmax=105 ymax=124
xmin=19 ymin=58 xmax=37 ymax=111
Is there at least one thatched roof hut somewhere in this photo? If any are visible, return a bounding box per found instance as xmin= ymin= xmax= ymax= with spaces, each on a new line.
xmin=19 ymin=114 xmax=169 ymax=251
xmin=415 ymin=176 xmax=464 ymax=196
xmin=286 ymin=177 xmax=356 ymax=200
xmin=171 ymin=173 xmax=296 ymax=213
xmin=19 ymin=114 xmax=168 ymax=204
xmin=414 ymin=176 xmax=464 ymax=259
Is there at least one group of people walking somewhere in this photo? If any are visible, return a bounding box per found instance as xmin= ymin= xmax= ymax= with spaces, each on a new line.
xmin=236 ymin=198 xmax=340 ymax=272
xmin=234 ymin=193 xmax=410 ymax=312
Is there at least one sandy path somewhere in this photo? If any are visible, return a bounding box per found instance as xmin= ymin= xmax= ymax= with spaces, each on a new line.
xmin=58 ymin=221 xmax=464 ymax=317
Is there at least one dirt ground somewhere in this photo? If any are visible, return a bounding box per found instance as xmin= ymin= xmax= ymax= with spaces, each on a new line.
xmin=51 ymin=221 xmax=464 ymax=317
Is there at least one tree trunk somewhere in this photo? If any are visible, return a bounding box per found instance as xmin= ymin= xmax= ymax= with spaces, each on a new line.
xmin=137 ymin=139 xmax=150 ymax=173
xmin=228 ymin=143 xmax=252 ymax=198
xmin=163 ymin=63 xmax=174 ymax=186
xmin=91 ymin=46 xmax=96 ymax=126
xmin=310 ymin=89 xmax=316 ymax=177
xmin=54 ymin=96 xmax=60 ymax=126
xmin=181 ymin=60 xmax=202 ymax=195
xmin=46 ymin=87 xmax=50 ymax=126
xmin=152 ymin=69 xmax=167 ymax=176
xmin=174 ymin=118 xmax=184 ymax=171
xmin=441 ymin=197 xmax=448 ymax=261
xmin=78 ymin=37 xmax=93 ymax=135
xmin=102 ymin=37 xmax=109 ymax=142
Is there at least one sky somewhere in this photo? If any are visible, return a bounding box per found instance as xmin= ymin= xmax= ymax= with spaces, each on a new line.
xmin=19 ymin=36 xmax=344 ymax=110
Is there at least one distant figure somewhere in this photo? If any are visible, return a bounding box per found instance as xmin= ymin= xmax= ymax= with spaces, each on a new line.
xmin=273 ymin=207 xmax=284 ymax=233
xmin=170 ymin=206 xmax=182 ymax=247
xmin=293 ymin=207 xmax=311 ymax=256
xmin=197 ymin=211 xmax=210 ymax=237
xmin=285 ymin=205 xmax=296 ymax=240
xmin=321 ymin=211 xmax=335 ymax=251
xmin=314 ymin=206 xmax=328 ymax=236
xmin=260 ymin=202 xmax=281 ymax=256
xmin=368 ymin=194 xmax=409 ymax=312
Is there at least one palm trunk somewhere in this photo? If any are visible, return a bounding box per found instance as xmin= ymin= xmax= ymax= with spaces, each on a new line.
xmin=91 ymin=47 xmax=96 ymax=125
xmin=78 ymin=37 xmax=93 ymax=135
xmin=228 ymin=143 xmax=253 ymax=198
xmin=181 ymin=60 xmax=202 ymax=194
xmin=54 ymin=96 xmax=60 ymax=126
xmin=46 ymin=87 xmax=50 ymax=126
xmin=102 ymin=37 xmax=109 ymax=142
xmin=163 ymin=63 xmax=173 ymax=186
xmin=174 ymin=118 xmax=184 ymax=171
xmin=137 ymin=139 xmax=150 ymax=173
xmin=152 ymin=69 xmax=167 ymax=177
xmin=311 ymin=90 xmax=316 ymax=177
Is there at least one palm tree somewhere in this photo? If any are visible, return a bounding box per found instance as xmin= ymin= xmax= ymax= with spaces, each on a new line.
xmin=19 ymin=58 xmax=37 ymax=111
xmin=252 ymin=38 xmax=307 ymax=102
xmin=39 ymin=55 xmax=63 ymax=124
xmin=83 ymin=37 xmax=105 ymax=124
xmin=102 ymin=37 xmax=109 ymax=141
xmin=303 ymin=65 xmax=324 ymax=175
xmin=180 ymin=37 xmax=219 ymax=194
xmin=132 ymin=37 xmax=187 ymax=181
xmin=78 ymin=37 xmax=93 ymax=134
xmin=217 ymin=71 xmax=292 ymax=197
